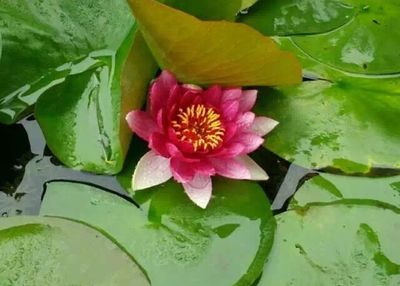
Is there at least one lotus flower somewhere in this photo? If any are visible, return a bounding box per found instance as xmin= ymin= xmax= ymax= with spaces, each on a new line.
xmin=126 ymin=71 xmax=278 ymax=208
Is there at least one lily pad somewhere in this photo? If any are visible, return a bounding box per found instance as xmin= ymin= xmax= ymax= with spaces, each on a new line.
xmin=40 ymin=180 xmax=275 ymax=286
xmin=127 ymin=0 xmax=301 ymax=86
xmin=292 ymin=0 xmax=400 ymax=75
xmin=35 ymin=30 xmax=157 ymax=174
xmin=0 ymin=0 xmax=134 ymax=124
xmin=255 ymin=73 xmax=400 ymax=173
xmin=239 ymin=0 xmax=355 ymax=36
xmin=259 ymin=204 xmax=400 ymax=285
xmin=0 ymin=216 xmax=149 ymax=286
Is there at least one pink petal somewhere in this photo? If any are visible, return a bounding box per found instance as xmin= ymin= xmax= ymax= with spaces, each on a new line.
xmin=221 ymin=100 xmax=240 ymax=121
xmin=236 ymin=155 xmax=269 ymax=180
xmin=132 ymin=151 xmax=172 ymax=190
xmin=171 ymin=158 xmax=215 ymax=183
xmin=235 ymin=133 xmax=264 ymax=154
xmin=126 ymin=110 xmax=158 ymax=141
xmin=149 ymin=133 xmax=171 ymax=157
xmin=150 ymin=71 xmax=177 ymax=116
xmin=221 ymin=88 xmax=241 ymax=103
xmin=251 ymin=117 xmax=279 ymax=136
xmin=211 ymin=158 xmax=251 ymax=180
xmin=209 ymin=143 xmax=244 ymax=158
xmin=203 ymin=85 xmax=222 ymax=107
xmin=170 ymin=157 xmax=196 ymax=183
xmin=223 ymin=123 xmax=238 ymax=143
xmin=183 ymin=174 xmax=212 ymax=209
xmin=239 ymin=90 xmax=257 ymax=112
xmin=236 ymin=112 xmax=255 ymax=129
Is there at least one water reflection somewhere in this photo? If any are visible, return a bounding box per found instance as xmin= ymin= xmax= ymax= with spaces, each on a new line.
xmin=0 ymin=117 xmax=127 ymax=216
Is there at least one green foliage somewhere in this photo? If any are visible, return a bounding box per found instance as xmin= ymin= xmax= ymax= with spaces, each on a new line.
xmin=0 ymin=216 xmax=149 ymax=286
xmin=40 ymin=180 xmax=275 ymax=286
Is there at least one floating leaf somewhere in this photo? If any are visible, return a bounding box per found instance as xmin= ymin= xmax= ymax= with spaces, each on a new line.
xmin=259 ymin=204 xmax=400 ymax=285
xmin=40 ymin=180 xmax=275 ymax=286
xmin=239 ymin=0 xmax=355 ymax=36
xmin=254 ymin=40 xmax=400 ymax=173
xmin=292 ymin=0 xmax=400 ymax=75
xmin=248 ymin=0 xmax=400 ymax=173
xmin=290 ymin=173 xmax=400 ymax=209
xmin=127 ymin=0 xmax=302 ymax=86
xmin=0 ymin=0 xmax=134 ymax=124
xmin=0 ymin=216 xmax=149 ymax=286
xmin=35 ymin=30 xmax=157 ymax=174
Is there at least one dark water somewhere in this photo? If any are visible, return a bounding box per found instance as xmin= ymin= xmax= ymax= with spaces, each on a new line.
xmin=0 ymin=117 xmax=310 ymax=216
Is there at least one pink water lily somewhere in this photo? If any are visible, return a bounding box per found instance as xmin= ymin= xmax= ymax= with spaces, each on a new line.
xmin=126 ymin=71 xmax=278 ymax=208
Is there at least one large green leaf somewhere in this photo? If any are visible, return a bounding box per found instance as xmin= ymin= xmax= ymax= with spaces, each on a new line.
xmin=290 ymin=173 xmax=400 ymax=209
xmin=0 ymin=216 xmax=149 ymax=286
xmin=292 ymin=0 xmax=400 ymax=75
xmin=239 ymin=0 xmax=355 ymax=36
xmin=0 ymin=0 xmax=134 ymax=124
xmin=254 ymin=38 xmax=400 ymax=173
xmin=255 ymin=73 xmax=400 ymax=173
xmin=127 ymin=0 xmax=302 ymax=86
xmin=259 ymin=204 xmax=400 ymax=285
xmin=40 ymin=180 xmax=275 ymax=286
xmin=35 ymin=30 xmax=157 ymax=174
xmin=246 ymin=1 xmax=400 ymax=173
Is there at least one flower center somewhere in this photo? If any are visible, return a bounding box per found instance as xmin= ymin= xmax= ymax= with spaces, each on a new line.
xmin=171 ymin=104 xmax=225 ymax=152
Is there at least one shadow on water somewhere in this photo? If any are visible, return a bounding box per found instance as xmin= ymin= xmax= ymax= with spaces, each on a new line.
xmin=0 ymin=117 xmax=128 ymax=216
xmin=0 ymin=116 xmax=315 ymax=217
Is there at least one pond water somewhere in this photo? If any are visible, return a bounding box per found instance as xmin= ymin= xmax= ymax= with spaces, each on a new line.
xmin=0 ymin=116 xmax=309 ymax=217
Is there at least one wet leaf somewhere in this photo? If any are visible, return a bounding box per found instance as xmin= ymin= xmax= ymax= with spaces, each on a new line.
xmin=239 ymin=0 xmax=355 ymax=36
xmin=35 ymin=31 xmax=157 ymax=174
xmin=290 ymin=173 xmax=400 ymax=209
xmin=254 ymin=39 xmax=400 ymax=173
xmin=250 ymin=1 xmax=400 ymax=174
xmin=127 ymin=0 xmax=302 ymax=86
xmin=0 ymin=0 xmax=135 ymax=124
xmin=40 ymin=180 xmax=275 ymax=286
xmin=292 ymin=0 xmax=400 ymax=75
xmin=0 ymin=216 xmax=149 ymax=286
xmin=259 ymin=204 xmax=400 ymax=285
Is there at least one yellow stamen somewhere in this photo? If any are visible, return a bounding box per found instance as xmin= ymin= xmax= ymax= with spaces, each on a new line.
xmin=171 ymin=104 xmax=225 ymax=152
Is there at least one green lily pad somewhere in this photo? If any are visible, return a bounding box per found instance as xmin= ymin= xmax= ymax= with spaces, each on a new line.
xmin=292 ymin=0 xmax=400 ymax=75
xmin=290 ymin=173 xmax=400 ymax=209
xmin=239 ymin=0 xmax=355 ymax=36
xmin=34 ymin=30 xmax=157 ymax=174
xmin=0 ymin=216 xmax=149 ymax=286
xmin=259 ymin=204 xmax=400 ymax=285
xmin=128 ymin=0 xmax=302 ymax=86
xmin=0 ymin=0 xmax=134 ymax=124
xmin=255 ymin=73 xmax=400 ymax=173
xmin=40 ymin=180 xmax=275 ymax=286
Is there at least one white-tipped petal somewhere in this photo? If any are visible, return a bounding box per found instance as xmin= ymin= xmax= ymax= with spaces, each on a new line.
xmin=132 ymin=151 xmax=172 ymax=191
xmin=237 ymin=155 xmax=269 ymax=181
xmin=183 ymin=174 xmax=212 ymax=209
xmin=251 ymin=117 xmax=279 ymax=137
